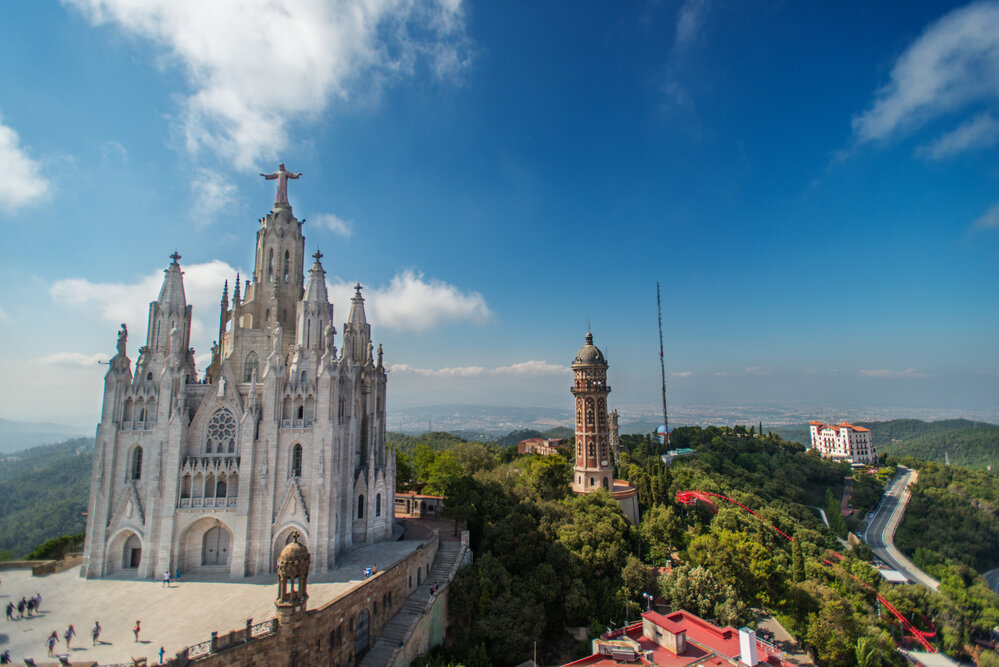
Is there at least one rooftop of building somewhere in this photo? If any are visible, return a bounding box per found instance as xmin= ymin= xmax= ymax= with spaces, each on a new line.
xmin=0 ymin=539 xmax=424 ymax=665
xmin=611 ymin=479 xmax=638 ymax=499
xmin=562 ymin=610 xmax=793 ymax=667
xmin=809 ymin=420 xmax=871 ymax=433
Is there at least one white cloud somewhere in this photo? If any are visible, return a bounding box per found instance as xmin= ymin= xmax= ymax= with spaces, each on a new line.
xmin=390 ymin=360 xmax=568 ymax=378
xmin=0 ymin=116 xmax=49 ymax=211
xmin=973 ymin=201 xmax=999 ymax=228
xmin=312 ymin=212 xmax=353 ymax=238
xmin=50 ymin=258 xmax=239 ymax=356
xmin=852 ymin=2 xmax=999 ymax=146
xmin=66 ymin=0 xmax=472 ymax=169
xmin=858 ymin=368 xmax=928 ymax=379
xmin=671 ymin=370 xmax=693 ymax=378
xmin=329 ymin=270 xmax=491 ymax=331
xmin=37 ymin=352 xmax=111 ymax=367
xmin=101 ymin=140 xmax=128 ymax=163
xmin=191 ymin=168 xmax=237 ymax=222
xmin=661 ymin=0 xmax=711 ymax=113
xmin=675 ymin=0 xmax=710 ymax=53
xmin=918 ymin=112 xmax=999 ymax=158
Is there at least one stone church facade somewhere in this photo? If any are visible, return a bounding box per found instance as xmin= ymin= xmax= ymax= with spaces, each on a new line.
xmin=82 ymin=175 xmax=395 ymax=579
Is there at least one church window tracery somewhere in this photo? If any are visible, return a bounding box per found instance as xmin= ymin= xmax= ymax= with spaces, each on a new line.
xmin=268 ymin=249 xmax=274 ymax=280
xmin=376 ymin=493 xmax=381 ymax=517
xmin=244 ymin=352 xmax=259 ymax=383
xmin=130 ymin=446 xmax=142 ymax=481
xmin=292 ymin=444 xmax=303 ymax=478
xmin=205 ymin=408 xmax=237 ymax=455
xmin=284 ymin=251 xmax=290 ymax=284
xmin=357 ymin=495 xmax=364 ymax=519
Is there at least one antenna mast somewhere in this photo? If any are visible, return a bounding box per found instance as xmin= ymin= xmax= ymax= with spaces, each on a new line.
xmin=657 ymin=282 xmax=669 ymax=448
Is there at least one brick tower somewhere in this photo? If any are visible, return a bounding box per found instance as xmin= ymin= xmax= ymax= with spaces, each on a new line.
xmin=570 ymin=332 xmax=613 ymax=493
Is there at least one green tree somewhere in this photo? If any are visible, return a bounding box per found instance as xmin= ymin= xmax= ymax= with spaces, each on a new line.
xmin=394 ymin=447 xmax=413 ymax=491
xmin=855 ymin=632 xmax=895 ymax=667
xmin=639 ymin=504 xmax=686 ymax=565
xmin=791 ymin=538 xmax=805 ymax=583
xmin=658 ymin=564 xmax=748 ymax=626
xmin=556 ymin=491 xmax=632 ymax=579
xmin=805 ymin=595 xmax=860 ymax=667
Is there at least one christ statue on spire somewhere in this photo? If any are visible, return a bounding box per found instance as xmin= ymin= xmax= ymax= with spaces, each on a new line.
xmin=260 ymin=163 xmax=302 ymax=205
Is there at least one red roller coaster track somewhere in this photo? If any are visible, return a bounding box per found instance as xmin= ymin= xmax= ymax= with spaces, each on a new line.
xmin=675 ymin=489 xmax=936 ymax=652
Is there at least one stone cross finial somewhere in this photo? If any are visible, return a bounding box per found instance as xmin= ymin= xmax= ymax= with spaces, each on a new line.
xmin=290 ymin=530 xmax=300 ymax=544
xmin=354 ymin=283 xmax=362 ymax=295
xmin=170 ymin=251 xmax=182 ymax=264
xmin=313 ymin=250 xmax=323 ymax=262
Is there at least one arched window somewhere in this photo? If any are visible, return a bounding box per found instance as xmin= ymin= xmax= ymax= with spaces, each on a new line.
xmin=216 ymin=479 xmax=227 ymax=498
xmin=300 ymin=370 xmax=307 ymax=387
xmin=296 ymin=404 xmax=304 ymax=420
xmin=602 ymin=477 xmax=609 ymax=490
xmin=376 ymin=493 xmax=381 ymax=517
xmin=265 ymin=308 xmax=270 ymax=323
xmin=292 ymin=444 xmax=303 ymax=477
xmin=205 ymin=408 xmax=237 ymax=455
xmin=357 ymin=495 xmax=364 ymax=519
xmin=268 ymin=248 xmax=274 ymax=279
xmin=147 ymin=372 xmax=153 ymax=381
xmin=284 ymin=250 xmax=290 ymax=284
xmin=244 ymin=351 xmax=259 ymax=383
xmin=131 ymin=447 xmax=143 ymax=480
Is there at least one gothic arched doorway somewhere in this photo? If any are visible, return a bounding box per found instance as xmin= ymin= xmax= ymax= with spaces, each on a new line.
xmin=202 ymin=525 xmax=230 ymax=566
xmin=123 ymin=533 xmax=141 ymax=569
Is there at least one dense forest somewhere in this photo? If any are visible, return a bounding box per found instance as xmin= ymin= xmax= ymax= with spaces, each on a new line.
xmin=777 ymin=419 xmax=999 ymax=470
xmin=410 ymin=426 xmax=999 ymax=666
xmin=0 ymin=437 xmax=93 ymax=559
xmin=894 ymin=457 xmax=999 ymax=578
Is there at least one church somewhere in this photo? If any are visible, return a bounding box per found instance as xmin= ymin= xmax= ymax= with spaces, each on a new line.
xmin=81 ymin=166 xmax=396 ymax=579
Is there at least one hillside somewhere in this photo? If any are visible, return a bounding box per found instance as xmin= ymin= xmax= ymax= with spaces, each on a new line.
xmin=0 ymin=437 xmax=93 ymax=559
xmin=410 ymin=425 xmax=999 ymax=665
xmin=776 ymin=418 xmax=999 ymax=470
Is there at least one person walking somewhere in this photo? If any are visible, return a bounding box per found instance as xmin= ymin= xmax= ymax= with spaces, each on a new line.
xmin=16 ymin=598 xmax=25 ymax=619
xmin=64 ymin=624 xmax=76 ymax=649
xmin=46 ymin=631 xmax=58 ymax=656
xmin=92 ymin=620 xmax=101 ymax=646
xmin=133 ymin=619 xmax=141 ymax=642
xmin=163 ymin=570 xmax=170 ymax=587
xmin=34 ymin=593 xmax=41 ymax=612
xmin=159 ymin=646 xmax=166 ymax=664
xmin=4 ymin=601 xmax=12 ymax=621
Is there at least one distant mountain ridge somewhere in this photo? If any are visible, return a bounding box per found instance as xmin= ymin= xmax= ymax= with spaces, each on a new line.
xmin=0 ymin=417 xmax=90 ymax=453
xmin=776 ymin=418 xmax=998 ymax=470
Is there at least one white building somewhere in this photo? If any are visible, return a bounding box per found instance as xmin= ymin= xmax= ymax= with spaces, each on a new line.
xmin=82 ymin=172 xmax=395 ymax=579
xmin=808 ymin=420 xmax=877 ymax=464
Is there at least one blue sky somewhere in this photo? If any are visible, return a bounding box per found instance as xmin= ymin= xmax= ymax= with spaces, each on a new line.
xmin=1 ymin=0 xmax=997 ymax=427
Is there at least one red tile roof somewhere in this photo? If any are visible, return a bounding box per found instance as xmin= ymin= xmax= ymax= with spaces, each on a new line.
xmin=561 ymin=610 xmax=794 ymax=667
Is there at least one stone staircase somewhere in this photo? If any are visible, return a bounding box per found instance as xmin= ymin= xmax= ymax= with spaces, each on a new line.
xmin=360 ymin=539 xmax=465 ymax=666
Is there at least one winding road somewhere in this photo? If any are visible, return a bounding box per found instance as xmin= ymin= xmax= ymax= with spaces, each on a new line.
xmin=984 ymin=568 xmax=999 ymax=595
xmin=863 ymin=466 xmax=940 ymax=592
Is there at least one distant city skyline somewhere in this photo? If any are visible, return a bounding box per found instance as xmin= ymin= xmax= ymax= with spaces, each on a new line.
xmin=1 ymin=2 xmax=997 ymax=427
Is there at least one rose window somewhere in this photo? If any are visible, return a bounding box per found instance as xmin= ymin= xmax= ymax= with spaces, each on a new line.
xmin=206 ymin=409 xmax=237 ymax=454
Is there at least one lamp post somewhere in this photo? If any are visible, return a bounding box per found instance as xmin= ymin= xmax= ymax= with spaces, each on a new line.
xmin=642 ymin=592 xmax=654 ymax=612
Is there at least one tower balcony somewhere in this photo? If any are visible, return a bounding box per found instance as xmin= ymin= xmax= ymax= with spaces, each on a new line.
xmin=570 ymin=384 xmax=611 ymax=394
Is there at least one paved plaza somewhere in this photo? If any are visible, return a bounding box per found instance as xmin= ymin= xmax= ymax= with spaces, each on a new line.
xmin=0 ymin=539 xmax=422 ymax=666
